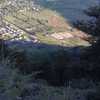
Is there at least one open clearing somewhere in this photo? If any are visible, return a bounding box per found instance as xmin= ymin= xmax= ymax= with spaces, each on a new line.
xmin=3 ymin=8 xmax=91 ymax=47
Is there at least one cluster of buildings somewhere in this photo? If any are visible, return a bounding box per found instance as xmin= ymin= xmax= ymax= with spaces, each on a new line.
xmin=0 ymin=22 xmax=38 ymax=43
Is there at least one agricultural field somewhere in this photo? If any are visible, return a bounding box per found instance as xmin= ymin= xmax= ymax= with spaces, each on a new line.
xmin=3 ymin=8 xmax=90 ymax=47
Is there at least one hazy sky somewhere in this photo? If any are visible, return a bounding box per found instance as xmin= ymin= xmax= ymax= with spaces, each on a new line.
xmin=36 ymin=0 xmax=98 ymax=21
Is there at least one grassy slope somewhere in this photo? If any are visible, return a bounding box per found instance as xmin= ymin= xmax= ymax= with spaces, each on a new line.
xmin=4 ymin=8 xmax=90 ymax=47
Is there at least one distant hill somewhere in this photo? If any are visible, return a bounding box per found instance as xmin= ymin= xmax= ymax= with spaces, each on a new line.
xmin=35 ymin=0 xmax=98 ymax=22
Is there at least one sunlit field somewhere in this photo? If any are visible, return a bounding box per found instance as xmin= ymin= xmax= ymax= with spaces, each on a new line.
xmin=3 ymin=8 xmax=91 ymax=47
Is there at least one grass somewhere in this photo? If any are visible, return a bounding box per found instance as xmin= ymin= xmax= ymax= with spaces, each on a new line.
xmin=36 ymin=32 xmax=63 ymax=45
xmin=4 ymin=8 xmax=69 ymax=33
xmin=36 ymin=32 xmax=90 ymax=46
xmin=3 ymin=8 xmax=90 ymax=47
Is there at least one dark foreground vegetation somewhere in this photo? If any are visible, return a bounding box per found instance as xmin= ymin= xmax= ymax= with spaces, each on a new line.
xmin=74 ymin=3 xmax=100 ymax=100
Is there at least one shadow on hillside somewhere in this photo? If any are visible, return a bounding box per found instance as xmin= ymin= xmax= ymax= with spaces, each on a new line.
xmin=1 ymin=39 xmax=99 ymax=86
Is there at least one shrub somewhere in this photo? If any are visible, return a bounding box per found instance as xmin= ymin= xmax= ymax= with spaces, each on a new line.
xmin=74 ymin=4 xmax=100 ymax=37
xmin=0 ymin=58 xmax=38 ymax=100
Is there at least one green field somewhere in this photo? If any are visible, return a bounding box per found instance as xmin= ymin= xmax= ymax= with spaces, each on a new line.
xmin=4 ymin=8 xmax=90 ymax=47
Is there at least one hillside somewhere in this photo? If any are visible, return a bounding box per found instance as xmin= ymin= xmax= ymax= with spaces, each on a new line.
xmin=0 ymin=5 xmax=91 ymax=47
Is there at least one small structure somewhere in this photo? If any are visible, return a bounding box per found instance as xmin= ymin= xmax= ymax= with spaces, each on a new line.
xmin=51 ymin=28 xmax=92 ymax=41
xmin=51 ymin=32 xmax=74 ymax=40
